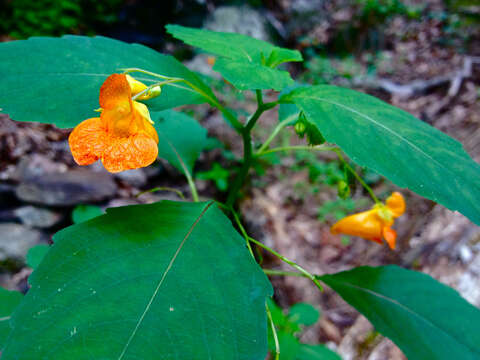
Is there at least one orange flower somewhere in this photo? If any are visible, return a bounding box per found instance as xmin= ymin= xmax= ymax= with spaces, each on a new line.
xmin=330 ymin=192 xmax=405 ymax=249
xmin=69 ymin=74 xmax=159 ymax=173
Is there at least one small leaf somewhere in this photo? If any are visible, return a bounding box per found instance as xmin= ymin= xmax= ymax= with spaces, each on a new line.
xmin=319 ymin=265 xmax=480 ymax=360
xmin=288 ymin=303 xmax=320 ymax=326
xmin=3 ymin=201 xmax=272 ymax=359
xmin=153 ymin=110 xmax=208 ymax=175
xmin=213 ymin=58 xmax=294 ymax=91
xmin=284 ymin=85 xmax=480 ymax=225
xmin=26 ymin=244 xmax=50 ymax=270
xmin=0 ymin=288 xmax=22 ymax=349
xmin=0 ymin=36 xmax=216 ymax=128
xmin=71 ymin=204 xmax=104 ymax=224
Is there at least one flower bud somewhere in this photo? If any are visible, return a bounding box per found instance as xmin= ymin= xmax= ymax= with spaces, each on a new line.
xmin=337 ymin=180 xmax=350 ymax=199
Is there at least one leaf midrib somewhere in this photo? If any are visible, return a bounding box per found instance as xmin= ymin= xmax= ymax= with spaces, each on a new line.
xmin=117 ymin=201 xmax=214 ymax=360
xmin=297 ymin=95 xmax=448 ymax=171
xmin=326 ymin=278 xmax=480 ymax=356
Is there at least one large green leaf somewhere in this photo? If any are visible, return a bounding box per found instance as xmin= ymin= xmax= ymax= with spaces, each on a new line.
xmin=167 ymin=24 xmax=301 ymax=91
xmin=0 ymin=35 xmax=216 ymax=128
xmin=0 ymin=288 xmax=22 ymax=349
xmin=166 ymin=24 xmax=302 ymax=65
xmin=153 ymin=110 xmax=208 ymax=175
xmin=26 ymin=244 xmax=50 ymax=270
xmin=3 ymin=201 xmax=272 ymax=359
xmin=319 ymin=266 xmax=480 ymax=360
xmin=283 ymin=85 xmax=480 ymax=225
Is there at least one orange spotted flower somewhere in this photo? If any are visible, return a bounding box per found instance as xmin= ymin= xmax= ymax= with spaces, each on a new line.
xmin=68 ymin=74 xmax=159 ymax=173
xmin=331 ymin=192 xmax=405 ymax=249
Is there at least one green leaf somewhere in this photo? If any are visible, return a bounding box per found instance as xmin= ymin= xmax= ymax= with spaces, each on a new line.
xmin=288 ymin=303 xmax=320 ymax=326
xmin=319 ymin=265 xmax=480 ymax=360
xmin=284 ymin=85 xmax=480 ymax=225
xmin=153 ymin=110 xmax=208 ymax=175
xmin=296 ymin=344 xmax=342 ymax=360
xmin=0 ymin=288 xmax=22 ymax=349
xmin=3 ymin=201 xmax=272 ymax=359
xmin=71 ymin=204 xmax=104 ymax=224
xmin=0 ymin=35 xmax=216 ymax=128
xmin=26 ymin=244 xmax=50 ymax=270
xmin=196 ymin=163 xmax=231 ymax=192
xmin=275 ymin=332 xmax=301 ymax=360
xmin=166 ymin=24 xmax=302 ymax=65
xmin=213 ymin=58 xmax=294 ymax=91
xmin=167 ymin=24 xmax=301 ymax=91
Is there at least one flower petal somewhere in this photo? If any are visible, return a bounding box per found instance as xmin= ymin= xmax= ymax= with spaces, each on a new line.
xmin=101 ymin=133 xmax=158 ymax=173
xmin=99 ymin=74 xmax=131 ymax=110
xmin=126 ymin=74 xmax=148 ymax=96
xmin=331 ymin=209 xmax=384 ymax=244
xmin=68 ymin=117 xmax=106 ymax=165
xmin=386 ymin=192 xmax=406 ymax=218
xmin=383 ymin=226 xmax=397 ymax=250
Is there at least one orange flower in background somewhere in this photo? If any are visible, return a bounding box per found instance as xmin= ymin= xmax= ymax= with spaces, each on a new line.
xmin=68 ymin=74 xmax=159 ymax=173
xmin=331 ymin=192 xmax=405 ymax=250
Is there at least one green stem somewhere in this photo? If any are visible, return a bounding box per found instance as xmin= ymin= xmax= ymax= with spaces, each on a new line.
xmin=256 ymin=117 xmax=292 ymax=154
xmin=266 ymin=303 xmax=280 ymax=360
xmin=184 ymin=169 xmax=199 ymax=202
xmin=231 ymin=210 xmax=254 ymax=257
xmin=247 ymin=237 xmax=323 ymax=291
xmin=225 ymin=90 xmax=270 ymax=208
xmin=135 ymin=186 xmax=185 ymax=199
xmin=263 ymin=269 xmax=307 ymax=278
xmin=256 ymin=144 xmax=338 ymax=157
xmin=333 ymin=149 xmax=380 ymax=204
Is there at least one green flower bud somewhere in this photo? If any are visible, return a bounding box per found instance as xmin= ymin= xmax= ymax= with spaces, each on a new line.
xmin=337 ymin=180 xmax=350 ymax=199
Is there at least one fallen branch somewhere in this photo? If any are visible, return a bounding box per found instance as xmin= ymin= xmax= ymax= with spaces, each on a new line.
xmin=350 ymin=56 xmax=480 ymax=100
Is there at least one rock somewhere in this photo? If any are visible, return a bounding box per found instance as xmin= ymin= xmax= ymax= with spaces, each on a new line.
xmin=114 ymin=169 xmax=147 ymax=188
xmin=14 ymin=154 xmax=67 ymax=182
xmin=281 ymin=0 xmax=327 ymax=40
xmin=16 ymin=169 xmax=117 ymax=206
xmin=0 ymin=223 xmax=44 ymax=261
xmin=13 ymin=206 xmax=62 ymax=228
xmin=205 ymin=6 xmax=271 ymax=41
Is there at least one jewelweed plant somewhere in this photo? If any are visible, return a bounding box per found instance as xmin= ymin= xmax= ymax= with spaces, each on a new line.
xmin=1 ymin=25 xmax=480 ymax=360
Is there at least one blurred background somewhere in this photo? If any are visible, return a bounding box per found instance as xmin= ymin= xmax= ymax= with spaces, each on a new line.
xmin=1 ymin=1 xmax=480 ymax=359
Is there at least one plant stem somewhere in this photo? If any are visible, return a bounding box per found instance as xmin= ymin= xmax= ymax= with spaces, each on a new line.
xmin=333 ymin=149 xmax=380 ymax=204
xmin=184 ymin=169 xmax=199 ymax=202
xmin=266 ymin=303 xmax=280 ymax=360
xmin=256 ymin=117 xmax=292 ymax=154
xmin=263 ymin=269 xmax=307 ymax=278
xmin=255 ymin=144 xmax=339 ymax=157
xmin=247 ymin=237 xmax=323 ymax=291
xmin=135 ymin=187 xmax=185 ymax=200
xmin=231 ymin=209 xmax=254 ymax=257
xmin=225 ymin=90 xmax=270 ymax=208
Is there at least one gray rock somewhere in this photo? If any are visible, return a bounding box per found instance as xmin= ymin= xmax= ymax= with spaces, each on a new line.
xmin=14 ymin=206 xmax=62 ymax=228
xmin=0 ymin=223 xmax=44 ymax=261
xmin=205 ymin=6 xmax=271 ymax=41
xmin=289 ymin=0 xmax=325 ymax=14
xmin=114 ymin=169 xmax=147 ymax=188
xmin=14 ymin=154 xmax=67 ymax=182
xmin=16 ymin=170 xmax=117 ymax=206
